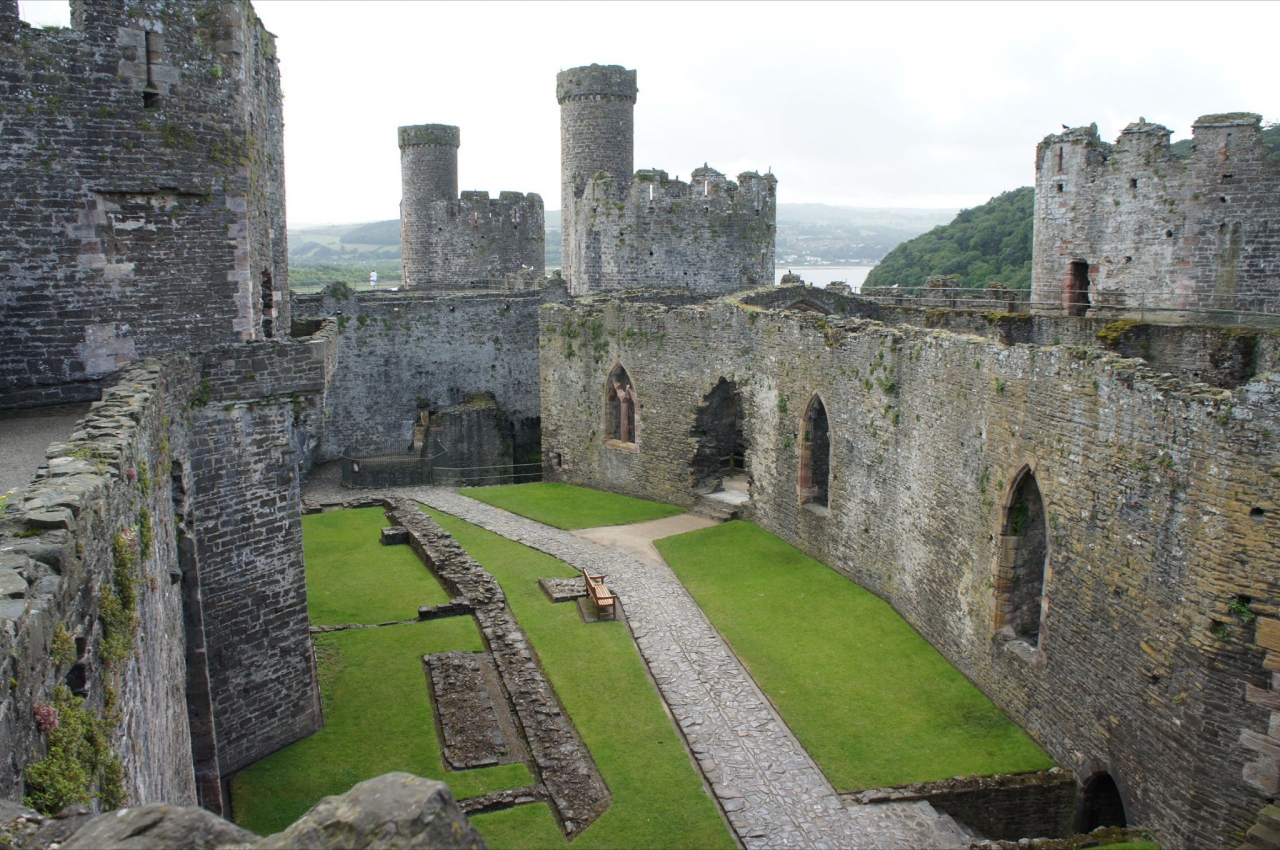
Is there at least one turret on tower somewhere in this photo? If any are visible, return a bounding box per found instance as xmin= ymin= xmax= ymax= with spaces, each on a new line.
xmin=398 ymin=123 xmax=544 ymax=291
xmin=556 ymin=65 xmax=775 ymax=296
xmin=557 ymin=65 xmax=637 ymax=204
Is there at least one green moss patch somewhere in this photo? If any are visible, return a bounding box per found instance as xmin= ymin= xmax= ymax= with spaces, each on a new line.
xmin=421 ymin=506 xmax=732 ymax=849
xmin=303 ymin=506 xmax=451 ymax=625
xmin=655 ymin=521 xmax=1053 ymax=791
xmin=460 ymin=482 xmax=683 ymax=530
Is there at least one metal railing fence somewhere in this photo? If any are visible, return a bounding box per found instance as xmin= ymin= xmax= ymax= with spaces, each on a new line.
xmin=340 ymin=451 xmax=541 ymax=489
xmin=857 ymin=287 xmax=1280 ymax=329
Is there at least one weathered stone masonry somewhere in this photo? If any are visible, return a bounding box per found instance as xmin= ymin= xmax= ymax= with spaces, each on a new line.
xmin=186 ymin=323 xmax=336 ymax=780
xmin=0 ymin=0 xmax=288 ymax=410
xmin=1033 ymin=115 xmax=1280 ymax=320
xmin=557 ymin=64 xmax=776 ymax=297
xmin=292 ymin=287 xmax=560 ymax=465
xmin=399 ymin=124 xmax=544 ymax=292
xmin=0 ymin=359 xmax=200 ymax=811
xmin=0 ymin=317 xmax=334 ymax=813
xmin=539 ymin=293 xmax=1280 ymax=849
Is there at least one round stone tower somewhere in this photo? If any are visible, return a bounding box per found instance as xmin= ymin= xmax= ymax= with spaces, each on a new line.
xmin=399 ymin=124 xmax=460 ymax=288
xmin=399 ymin=123 xmax=460 ymax=204
xmin=557 ymin=64 xmax=637 ymax=200
xmin=556 ymin=65 xmax=637 ymax=290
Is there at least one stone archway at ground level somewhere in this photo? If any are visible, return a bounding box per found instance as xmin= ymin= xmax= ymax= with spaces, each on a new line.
xmin=799 ymin=395 xmax=830 ymax=508
xmin=689 ymin=378 xmax=748 ymax=492
xmin=1078 ymin=771 xmax=1126 ymax=831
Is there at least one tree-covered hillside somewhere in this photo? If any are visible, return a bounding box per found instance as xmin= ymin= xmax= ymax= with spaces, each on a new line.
xmin=863 ymin=187 xmax=1033 ymax=292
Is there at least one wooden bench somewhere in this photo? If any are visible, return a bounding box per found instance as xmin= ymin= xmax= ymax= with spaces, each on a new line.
xmin=585 ymin=573 xmax=617 ymax=621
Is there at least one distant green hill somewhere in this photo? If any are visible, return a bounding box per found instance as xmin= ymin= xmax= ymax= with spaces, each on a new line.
xmin=341 ymin=219 xmax=400 ymax=246
xmin=863 ymin=187 xmax=1034 ymax=293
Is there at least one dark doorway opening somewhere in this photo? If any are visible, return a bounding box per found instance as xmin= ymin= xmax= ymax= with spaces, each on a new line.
xmin=1079 ymin=772 xmax=1127 ymax=831
xmin=690 ymin=378 xmax=748 ymax=492
xmin=799 ymin=396 xmax=830 ymax=508
xmin=997 ymin=468 xmax=1048 ymax=644
xmin=1068 ymin=261 xmax=1091 ymax=316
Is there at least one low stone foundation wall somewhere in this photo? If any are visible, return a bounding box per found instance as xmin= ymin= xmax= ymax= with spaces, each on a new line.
xmin=386 ymin=499 xmax=610 ymax=837
xmin=848 ymin=769 xmax=1076 ymax=840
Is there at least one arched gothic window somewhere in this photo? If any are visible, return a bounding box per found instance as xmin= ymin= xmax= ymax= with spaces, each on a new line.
xmin=605 ymin=364 xmax=637 ymax=446
xmin=798 ymin=395 xmax=830 ymax=507
xmin=995 ymin=466 xmax=1049 ymax=645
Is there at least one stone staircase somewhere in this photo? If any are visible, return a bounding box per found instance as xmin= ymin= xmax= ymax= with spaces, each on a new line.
xmin=689 ymin=494 xmax=739 ymax=522
xmin=689 ymin=474 xmax=751 ymax=522
xmin=1239 ymin=803 xmax=1280 ymax=850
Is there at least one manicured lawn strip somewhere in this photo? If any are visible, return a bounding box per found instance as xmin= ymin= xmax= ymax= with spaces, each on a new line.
xmin=231 ymin=620 xmax=533 ymax=836
xmin=460 ymin=482 xmax=684 ymax=530
xmin=303 ymin=507 xmax=451 ymax=625
xmin=421 ymin=506 xmax=733 ymax=850
xmin=655 ymin=521 xmax=1054 ymax=791
xmin=469 ymin=803 xmax=567 ymax=849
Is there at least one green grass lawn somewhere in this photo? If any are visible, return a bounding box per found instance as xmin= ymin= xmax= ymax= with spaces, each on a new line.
xmin=421 ymin=506 xmax=733 ymax=850
xmin=460 ymin=482 xmax=684 ymax=530
xmin=230 ymin=620 xmax=533 ymax=836
xmin=655 ymin=521 xmax=1054 ymax=791
xmin=303 ymin=507 xmax=452 ymax=625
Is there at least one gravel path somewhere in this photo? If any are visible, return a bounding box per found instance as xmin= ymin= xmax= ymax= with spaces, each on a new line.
xmin=399 ymin=487 xmax=968 ymax=850
xmin=299 ymin=466 xmax=967 ymax=847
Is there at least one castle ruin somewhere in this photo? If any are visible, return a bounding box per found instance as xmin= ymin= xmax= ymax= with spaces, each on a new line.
xmin=2 ymin=10 xmax=1280 ymax=847
xmin=398 ymin=123 xmax=544 ymax=291
xmin=1033 ymin=114 xmax=1280 ymax=321
xmin=557 ymin=64 xmax=777 ymax=296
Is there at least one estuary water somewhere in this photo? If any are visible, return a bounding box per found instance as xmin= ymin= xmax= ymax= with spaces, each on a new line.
xmin=773 ymin=265 xmax=873 ymax=291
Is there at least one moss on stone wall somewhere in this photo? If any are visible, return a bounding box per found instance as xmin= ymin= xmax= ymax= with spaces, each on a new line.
xmin=23 ymin=685 xmax=125 ymax=814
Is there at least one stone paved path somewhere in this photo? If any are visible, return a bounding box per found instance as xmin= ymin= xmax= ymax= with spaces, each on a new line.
xmin=401 ymin=487 xmax=968 ymax=850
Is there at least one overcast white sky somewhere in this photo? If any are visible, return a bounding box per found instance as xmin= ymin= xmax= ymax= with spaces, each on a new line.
xmin=19 ymin=0 xmax=1280 ymax=226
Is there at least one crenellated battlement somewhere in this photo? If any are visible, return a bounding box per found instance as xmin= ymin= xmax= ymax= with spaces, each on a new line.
xmin=1032 ymin=113 xmax=1280 ymax=321
xmin=399 ymin=124 xmax=545 ymax=291
xmin=562 ymin=165 xmax=776 ymax=295
xmin=557 ymin=65 xmax=776 ymax=296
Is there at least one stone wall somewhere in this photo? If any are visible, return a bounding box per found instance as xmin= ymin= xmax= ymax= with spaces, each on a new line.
xmin=556 ymin=64 xmax=776 ymax=297
xmin=538 ymin=295 xmax=1280 ymax=848
xmin=0 ymin=318 xmax=333 ymax=812
xmin=386 ymin=501 xmax=609 ymax=836
xmin=399 ymin=124 xmax=544 ymax=292
xmin=291 ymin=287 xmax=556 ymax=465
xmin=1032 ymin=115 xmax=1280 ymax=320
xmin=0 ymin=0 xmax=287 ymax=410
xmin=186 ymin=326 xmax=334 ymax=777
xmin=746 ymin=286 xmax=1280 ymax=390
xmin=0 ymin=358 xmax=201 ymax=809
xmin=564 ymin=166 xmax=777 ymax=297
xmin=850 ymin=769 xmax=1077 ymax=840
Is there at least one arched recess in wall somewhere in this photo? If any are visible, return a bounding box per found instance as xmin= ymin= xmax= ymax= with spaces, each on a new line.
xmin=798 ymin=394 xmax=831 ymax=509
xmin=690 ymin=377 xmax=748 ymax=491
xmin=1078 ymin=771 xmax=1127 ymax=831
xmin=994 ymin=465 xmax=1049 ymax=645
xmin=604 ymin=363 xmax=638 ymax=447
